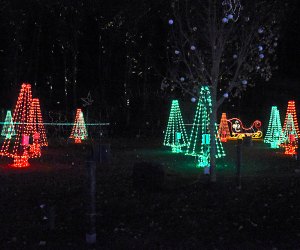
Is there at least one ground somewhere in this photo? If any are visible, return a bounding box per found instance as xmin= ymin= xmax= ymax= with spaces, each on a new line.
xmin=0 ymin=137 xmax=300 ymax=249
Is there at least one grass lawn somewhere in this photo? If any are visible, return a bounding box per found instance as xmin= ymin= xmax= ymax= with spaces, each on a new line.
xmin=0 ymin=137 xmax=300 ymax=249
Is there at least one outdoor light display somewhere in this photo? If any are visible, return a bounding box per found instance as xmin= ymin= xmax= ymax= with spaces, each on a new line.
xmin=280 ymin=113 xmax=298 ymax=155
xmin=28 ymin=98 xmax=48 ymax=157
xmin=227 ymin=118 xmax=263 ymax=139
xmin=163 ymin=100 xmax=188 ymax=153
xmin=29 ymin=98 xmax=48 ymax=147
xmin=282 ymin=101 xmax=300 ymax=138
xmin=218 ymin=113 xmax=231 ymax=142
xmin=264 ymin=106 xmax=282 ymax=148
xmin=186 ymin=86 xmax=225 ymax=168
xmin=0 ymin=83 xmax=34 ymax=167
xmin=1 ymin=110 xmax=16 ymax=139
xmin=69 ymin=108 xmax=88 ymax=143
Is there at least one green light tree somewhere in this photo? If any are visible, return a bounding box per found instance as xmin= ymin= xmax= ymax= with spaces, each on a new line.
xmin=163 ymin=100 xmax=188 ymax=153
xmin=1 ymin=110 xmax=16 ymax=139
xmin=186 ymin=86 xmax=225 ymax=168
xmin=162 ymin=0 xmax=289 ymax=182
xmin=264 ymin=106 xmax=282 ymax=148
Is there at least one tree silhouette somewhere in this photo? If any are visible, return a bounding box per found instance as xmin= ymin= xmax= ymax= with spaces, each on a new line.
xmin=163 ymin=0 xmax=289 ymax=182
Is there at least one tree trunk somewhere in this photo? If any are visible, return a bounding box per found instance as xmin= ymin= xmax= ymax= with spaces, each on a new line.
xmin=209 ymin=85 xmax=217 ymax=183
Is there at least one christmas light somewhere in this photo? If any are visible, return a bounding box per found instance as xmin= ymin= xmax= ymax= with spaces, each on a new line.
xmin=1 ymin=110 xmax=16 ymax=139
xmin=280 ymin=113 xmax=298 ymax=155
xmin=227 ymin=118 xmax=263 ymax=139
xmin=185 ymin=86 xmax=225 ymax=168
xmin=28 ymin=98 xmax=48 ymax=157
xmin=0 ymin=122 xmax=110 ymax=126
xmin=264 ymin=106 xmax=282 ymax=148
xmin=218 ymin=113 xmax=231 ymax=142
xmin=69 ymin=109 xmax=88 ymax=143
xmin=0 ymin=83 xmax=33 ymax=167
xmin=222 ymin=0 xmax=242 ymax=22
xmin=163 ymin=100 xmax=188 ymax=153
xmin=282 ymin=101 xmax=300 ymax=138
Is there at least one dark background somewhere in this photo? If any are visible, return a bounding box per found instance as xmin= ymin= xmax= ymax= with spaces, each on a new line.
xmin=0 ymin=0 xmax=299 ymax=133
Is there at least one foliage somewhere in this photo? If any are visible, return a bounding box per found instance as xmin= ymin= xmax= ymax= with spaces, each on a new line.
xmin=162 ymin=0 xmax=289 ymax=105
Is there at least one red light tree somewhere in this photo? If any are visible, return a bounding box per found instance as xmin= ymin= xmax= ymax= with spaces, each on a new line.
xmin=28 ymin=98 xmax=48 ymax=157
xmin=69 ymin=108 xmax=88 ymax=143
xmin=280 ymin=113 xmax=298 ymax=155
xmin=0 ymin=83 xmax=33 ymax=167
xmin=282 ymin=101 xmax=300 ymax=138
xmin=218 ymin=113 xmax=231 ymax=142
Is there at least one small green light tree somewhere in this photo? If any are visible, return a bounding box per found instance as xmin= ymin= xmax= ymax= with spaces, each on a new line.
xmin=186 ymin=86 xmax=225 ymax=168
xmin=163 ymin=100 xmax=188 ymax=153
xmin=264 ymin=106 xmax=282 ymax=148
xmin=1 ymin=110 xmax=16 ymax=139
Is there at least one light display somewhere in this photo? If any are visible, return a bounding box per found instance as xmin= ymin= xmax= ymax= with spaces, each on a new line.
xmin=163 ymin=100 xmax=188 ymax=153
xmin=185 ymin=86 xmax=225 ymax=168
xmin=217 ymin=113 xmax=231 ymax=142
xmin=280 ymin=113 xmax=298 ymax=155
xmin=0 ymin=83 xmax=33 ymax=167
xmin=227 ymin=118 xmax=263 ymax=139
xmin=264 ymin=106 xmax=282 ymax=148
xmin=282 ymin=101 xmax=300 ymax=138
xmin=1 ymin=110 xmax=16 ymax=139
xmin=28 ymin=98 xmax=48 ymax=157
xmin=70 ymin=108 xmax=88 ymax=143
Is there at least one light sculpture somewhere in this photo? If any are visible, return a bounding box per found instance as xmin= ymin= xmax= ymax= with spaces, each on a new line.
xmin=1 ymin=110 xmax=16 ymax=139
xmin=186 ymin=86 xmax=225 ymax=168
xmin=70 ymin=108 xmax=88 ymax=143
xmin=0 ymin=83 xmax=33 ymax=167
xmin=163 ymin=100 xmax=188 ymax=153
xmin=264 ymin=106 xmax=282 ymax=148
xmin=218 ymin=113 xmax=231 ymax=142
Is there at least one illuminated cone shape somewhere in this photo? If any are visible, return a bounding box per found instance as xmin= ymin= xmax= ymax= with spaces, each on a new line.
xmin=70 ymin=109 xmax=88 ymax=143
xmin=0 ymin=83 xmax=33 ymax=167
xmin=163 ymin=100 xmax=188 ymax=153
xmin=282 ymin=101 xmax=300 ymax=138
xmin=186 ymin=86 xmax=225 ymax=168
xmin=280 ymin=113 xmax=298 ymax=155
xmin=28 ymin=98 xmax=48 ymax=157
xmin=218 ymin=113 xmax=231 ymax=142
xmin=264 ymin=106 xmax=282 ymax=148
xmin=1 ymin=110 xmax=16 ymax=139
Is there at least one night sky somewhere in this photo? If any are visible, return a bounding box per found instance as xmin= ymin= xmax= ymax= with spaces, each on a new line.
xmin=0 ymin=0 xmax=299 ymax=130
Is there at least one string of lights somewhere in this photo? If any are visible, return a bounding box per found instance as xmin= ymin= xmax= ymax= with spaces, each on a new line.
xmin=0 ymin=122 xmax=110 ymax=126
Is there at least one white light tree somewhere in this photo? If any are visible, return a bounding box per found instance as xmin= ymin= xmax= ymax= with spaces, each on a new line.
xmin=162 ymin=0 xmax=288 ymax=182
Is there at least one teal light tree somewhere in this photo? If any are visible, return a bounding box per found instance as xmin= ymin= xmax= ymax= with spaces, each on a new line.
xmin=264 ymin=106 xmax=282 ymax=148
xmin=1 ymin=110 xmax=16 ymax=139
xmin=163 ymin=100 xmax=188 ymax=153
xmin=186 ymin=86 xmax=225 ymax=168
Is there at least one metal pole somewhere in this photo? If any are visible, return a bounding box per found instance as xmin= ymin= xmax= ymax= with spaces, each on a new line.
xmin=296 ymin=140 xmax=300 ymax=166
xmin=236 ymin=139 xmax=242 ymax=189
xmin=86 ymin=160 xmax=96 ymax=245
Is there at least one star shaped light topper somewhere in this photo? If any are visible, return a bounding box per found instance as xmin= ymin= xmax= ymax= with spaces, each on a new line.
xmin=81 ymin=91 xmax=94 ymax=107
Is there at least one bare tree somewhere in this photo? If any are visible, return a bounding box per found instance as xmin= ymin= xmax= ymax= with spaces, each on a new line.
xmin=163 ymin=0 xmax=289 ymax=182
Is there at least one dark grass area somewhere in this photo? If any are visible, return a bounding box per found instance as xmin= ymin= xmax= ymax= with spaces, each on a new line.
xmin=0 ymin=138 xmax=300 ymax=249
